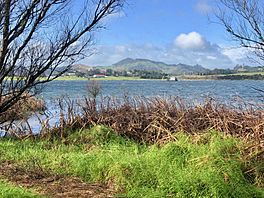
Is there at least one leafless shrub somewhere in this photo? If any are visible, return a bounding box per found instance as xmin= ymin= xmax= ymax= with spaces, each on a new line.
xmin=0 ymin=92 xmax=45 ymax=123
xmin=87 ymin=80 xmax=102 ymax=99
xmin=46 ymin=96 xmax=264 ymax=151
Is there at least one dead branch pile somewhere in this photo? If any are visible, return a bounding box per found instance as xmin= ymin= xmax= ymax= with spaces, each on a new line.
xmin=50 ymin=96 xmax=264 ymax=147
xmin=0 ymin=93 xmax=45 ymax=123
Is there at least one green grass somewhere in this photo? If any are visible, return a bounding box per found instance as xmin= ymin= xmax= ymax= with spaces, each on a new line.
xmin=180 ymin=71 xmax=264 ymax=80
xmin=0 ymin=126 xmax=263 ymax=197
xmin=91 ymin=76 xmax=144 ymax=81
xmin=5 ymin=76 xmax=156 ymax=81
xmin=54 ymin=76 xmax=151 ymax=81
xmin=228 ymin=72 xmax=264 ymax=76
xmin=0 ymin=180 xmax=42 ymax=198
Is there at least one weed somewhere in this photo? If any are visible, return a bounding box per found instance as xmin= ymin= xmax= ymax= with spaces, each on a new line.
xmin=0 ymin=127 xmax=263 ymax=197
xmin=0 ymin=180 xmax=42 ymax=198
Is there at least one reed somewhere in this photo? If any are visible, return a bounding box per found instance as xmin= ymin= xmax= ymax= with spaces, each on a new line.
xmin=44 ymin=96 xmax=263 ymax=152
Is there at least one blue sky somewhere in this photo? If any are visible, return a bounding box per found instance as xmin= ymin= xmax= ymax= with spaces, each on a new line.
xmin=83 ymin=0 xmax=250 ymax=68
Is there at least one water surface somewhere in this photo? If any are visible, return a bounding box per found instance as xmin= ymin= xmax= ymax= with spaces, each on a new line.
xmin=41 ymin=80 xmax=264 ymax=104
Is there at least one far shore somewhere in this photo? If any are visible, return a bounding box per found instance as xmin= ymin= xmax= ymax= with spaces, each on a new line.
xmin=6 ymin=72 xmax=264 ymax=81
xmin=55 ymin=73 xmax=264 ymax=81
xmin=54 ymin=76 xmax=163 ymax=81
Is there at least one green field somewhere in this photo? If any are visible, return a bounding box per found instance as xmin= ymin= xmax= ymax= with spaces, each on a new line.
xmin=229 ymin=72 xmax=264 ymax=76
xmin=5 ymin=76 xmax=159 ymax=81
xmin=0 ymin=126 xmax=263 ymax=197
xmin=180 ymin=71 xmax=264 ymax=80
xmin=55 ymin=76 xmax=149 ymax=81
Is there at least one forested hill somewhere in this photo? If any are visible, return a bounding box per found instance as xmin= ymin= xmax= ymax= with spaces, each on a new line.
xmin=111 ymin=58 xmax=209 ymax=75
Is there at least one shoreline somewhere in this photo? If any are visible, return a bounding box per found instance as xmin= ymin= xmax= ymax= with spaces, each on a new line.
xmin=55 ymin=73 xmax=264 ymax=81
xmin=6 ymin=74 xmax=264 ymax=81
xmin=54 ymin=76 xmax=264 ymax=81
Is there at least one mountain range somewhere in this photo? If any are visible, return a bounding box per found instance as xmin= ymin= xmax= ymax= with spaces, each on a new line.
xmin=70 ymin=58 xmax=210 ymax=75
xmin=111 ymin=58 xmax=209 ymax=75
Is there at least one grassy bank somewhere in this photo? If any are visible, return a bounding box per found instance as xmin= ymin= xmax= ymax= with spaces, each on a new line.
xmin=180 ymin=72 xmax=264 ymax=80
xmin=54 ymin=76 xmax=150 ymax=81
xmin=0 ymin=126 xmax=263 ymax=197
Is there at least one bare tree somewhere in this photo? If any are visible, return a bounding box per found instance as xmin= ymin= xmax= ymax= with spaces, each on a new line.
xmin=216 ymin=0 xmax=264 ymax=61
xmin=87 ymin=80 xmax=101 ymax=99
xmin=0 ymin=0 xmax=124 ymax=123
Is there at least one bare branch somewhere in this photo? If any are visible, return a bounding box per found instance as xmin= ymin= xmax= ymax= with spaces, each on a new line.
xmin=0 ymin=0 xmax=125 ymax=123
xmin=216 ymin=0 xmax=264 ymax=60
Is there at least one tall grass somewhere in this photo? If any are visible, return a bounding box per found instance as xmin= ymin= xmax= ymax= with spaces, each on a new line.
xmin=0 ymin=180 xmax=42 ymax=198
xmin=0 ymin=126 xmax=263 ymax=197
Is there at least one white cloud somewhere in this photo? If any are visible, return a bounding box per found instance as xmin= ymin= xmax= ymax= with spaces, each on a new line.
xmin=222 ymin=47 xmax=260 ymax=66
xmin=102 ymin=10 xmax=125 ymax=23
xmin=222 ymin=47 xmax=248 ymax=62
xmin=195 ymin=0 xmax=212 ymax=15
xmin=174 ymin=32 xmax=205 ymax=50
xmin=115 ymin=45 xmax=127 ymax=53
xmin=206 ymin=55 xmax=217 ymax=60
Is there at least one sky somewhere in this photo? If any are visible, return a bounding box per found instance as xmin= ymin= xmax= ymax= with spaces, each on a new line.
xmin=82 ymin=0 xmax=252 ymax=69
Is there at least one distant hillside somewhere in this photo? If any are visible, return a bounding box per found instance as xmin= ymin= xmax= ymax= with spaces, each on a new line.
xmin=112 ymin=58 xmax=169 ymax=71
xmin=58 ymin=60 xmax=264 ymax=78
xmin=69 ymin=64 xmax=93 ymax=73
xmin=233 ymin=65 xmax=264 ymax=73
xmin=62 ymin=58 xmax=210 ymax=76
xmin=56 ymin=64 xmax=92 ymax=74
xmin=112 ymin=58 xmax=209 ymax=75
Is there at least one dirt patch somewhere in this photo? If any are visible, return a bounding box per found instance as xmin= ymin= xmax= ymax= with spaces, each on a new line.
xmin=0 ymin=161 xmax=116 ymax=198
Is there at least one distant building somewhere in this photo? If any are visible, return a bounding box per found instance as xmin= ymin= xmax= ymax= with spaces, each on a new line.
xmin=93 ymin=74 xmax=107 ymax=78
xmin=67 ymin=72 xmax=76 ymax=76
xmin=65 ymin=72 xmax=76 ymax=76
xmin=168 ymin=76 xmax=178 ymax=81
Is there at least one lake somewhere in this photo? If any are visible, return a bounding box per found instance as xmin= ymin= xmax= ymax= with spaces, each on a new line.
xmin=41 ymin=80 xmax=264 ymax=104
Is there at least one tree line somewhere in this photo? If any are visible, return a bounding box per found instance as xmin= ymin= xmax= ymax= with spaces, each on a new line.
xmin=73 ymin=68 xmax=169 ymax=79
